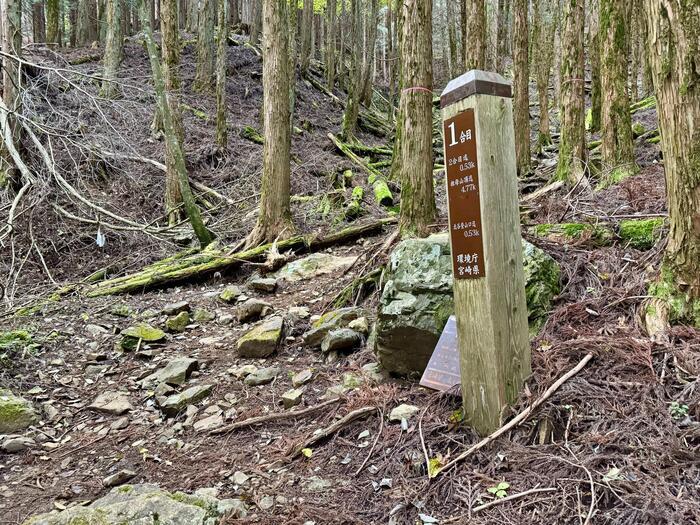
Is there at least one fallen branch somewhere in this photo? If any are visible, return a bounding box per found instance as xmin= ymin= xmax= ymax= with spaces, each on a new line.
xmin=472 ymin=487 xmax=557 ymax=513
xmin=84 ymin=216 xmax=396 ymax=296
xmin=287 ymin=406 xmax=377 ymax=458
xmin=211 ymin=397 xmax=342 ymax=435
xmin=434 ymin=353 xmax=594 ymax=477
xmin=354 ymin=407 xmax=384 ymax=476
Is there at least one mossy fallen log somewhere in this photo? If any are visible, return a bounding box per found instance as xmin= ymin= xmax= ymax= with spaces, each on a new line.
xmin=241 ymin=125 xmax=264 ymax=144
xmin=345 ymin=143 xmax=392 ymax=157
xmin=630 ymin=96 xmax=656 ymax=114
xmin=181 ymin=104 xmax=208 ymax=121
xmin=345 ymin=186 xmax=364 ymax=219
xmin=531 ymin=218 xmax=667 ymax=249
xmin=372 ymin=179 xmax=393 ymax=207
xmin=84 ymin=217 xmax=396 ymax=296
xmin=69 ymin=54 xmax=102 ymax=65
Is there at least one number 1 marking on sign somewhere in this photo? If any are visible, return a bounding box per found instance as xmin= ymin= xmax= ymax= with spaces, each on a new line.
xmin=447 ymin=121 xmax=458 ymax=147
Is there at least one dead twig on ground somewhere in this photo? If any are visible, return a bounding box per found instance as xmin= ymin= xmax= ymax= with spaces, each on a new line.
xmin=472 ymin=487 xmax=557 ymax=513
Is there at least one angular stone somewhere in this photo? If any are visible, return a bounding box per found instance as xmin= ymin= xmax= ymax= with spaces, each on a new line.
xmin=389 ymin=404 xmax=419 ymax=422
xmin=193 ymin=413 xmax=224 ymax=432
xmin=192 ymin=308 xmax=216 ymax=322
xmin=320 ymin=328 xmax=362 ymax=353
xmin=119 ymin=324 xmax=166 ymax=351
xmin=103 ymin=469 xmax=136 ymax=487
xmin=348 ymin=317 xmax=369 ymax=334
xmin=291 ymin=369 xmax=313 ymax=387
xmin=220 ymin=285 xmax=243 ymax=303
xmin=89 ymin=391 xmax=132 ymax=415
xmin=361 ymin=363 xmax=384 ymax=383
xmin=86 ymin=324 xmax=110 ymax=338
xmin=237 ymin=316 xmax=283 ymax=358
xmin=274 ymin=253 xmax=356 ymax=282
xmin=244 ymin=367 xmax=280 ymax=386
xmin=111 ymin=416 xmax=130 ymax=430
xmin=228 ymin=364 xmax=258 ymax=379
xmin=281 ymin=388 xmax=303 ymax=409
xmin=139 ymin=357 xmax=199 ymax=389
xmin=248 ymin=276 xmax=278 ymax=293
xmin=236 ymin=298 xmax=272 ymax=323
xmin=165 ymin=311 xmax=190 ymax=333
xmin=162 ymin=301 xmax=191 ymax=316
xmin=160 ymin=384 xmax=213 ymax=416
xmin=1 ymin=435 xmax=36 ymax=453
xmin=218 ymin=498 xmax=248 ymax=518
xmin=302 ymin=307 xmax=369 ymax=348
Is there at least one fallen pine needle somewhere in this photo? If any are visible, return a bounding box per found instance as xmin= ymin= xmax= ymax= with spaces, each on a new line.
xmin=473 ymin=487 xmax=557 ymax=512
xmin=434 ymin=353 xmax=594 ymax=477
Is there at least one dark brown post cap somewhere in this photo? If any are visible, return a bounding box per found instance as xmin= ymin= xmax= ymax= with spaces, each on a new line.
xmin=440 ymin=70 xmax=512 ymax=108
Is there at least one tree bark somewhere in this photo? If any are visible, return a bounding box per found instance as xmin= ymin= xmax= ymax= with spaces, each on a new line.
xmin=555 ymin=0 xmax=587 ymax=186
xmin=100 ymin=0 xmax=122 ymax=97
xmin=160 ymin=0 xmax=183 ymax=221
xmin=589 ymin=6 xmax=602 ymax=132
xmin=139 ymin=0 xmax=213 ymax=247
xmin=446 ymin=0 xmax=458 ymax=78
xmin=359 ymin=0 xmax=378 ymax=106
xmin=532 ymin=0 xmax=555 ymax=152
xmin=216 ymin=0 xmax=227 ymax=149
xmin=464 ymin=0 xmax=486 ymax=71
xmin=325 ymin=0 xmax=336 ymax=90
xmin=340 ymin=0 xmax=361 ymax=140
xmin=1 ymin=0 xmax=21 ymax=186
xmin=250 ymin=0 xmax=262 ymax=46
xmin=247 ymin=0 xmax=294 ymax=246
xmin=46 ymin=0 xmax=60 ymax=43
xmin=33 ymin=1 xmax=46 ymax=43
xmin=299 ymin=0 xmax=312 ymax=75
xmin=513 ymin=0 xmax=529 ymax=176
xmin=643 ymin=0 xmax=700 ymax=305
xmin=396 ymin=0 xmax=435 ymax=237
xmin=600 ymin=0 xmax=635 ymax=184
xmin=69 ymin=0 xmax=78 ymax=46
xmin=194 ymin=0 xmax=215 ymax=91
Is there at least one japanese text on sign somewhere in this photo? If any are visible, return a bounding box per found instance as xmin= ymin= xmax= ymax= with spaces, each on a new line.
xmin=444 ymin=108 xmax=485 ymax=279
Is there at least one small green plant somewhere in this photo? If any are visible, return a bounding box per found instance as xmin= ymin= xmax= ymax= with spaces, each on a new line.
xmin=669 ymin=401 xmax=689 ymax=420
xmin=487 ymin=482 xmax=510 ymax=498
xmin=0 ymin=330 xmax=41 ymax=366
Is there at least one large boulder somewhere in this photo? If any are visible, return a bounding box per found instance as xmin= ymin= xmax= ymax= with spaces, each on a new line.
xmin=375 ymin=234 xmax=560 ymax=376
xmin=274 ymin=253 xmax=356 ymax=282
xmin=0 ymin=390 xmax=38 ymax=433
xmin=23 ymin=483 xmax=248 ymax=524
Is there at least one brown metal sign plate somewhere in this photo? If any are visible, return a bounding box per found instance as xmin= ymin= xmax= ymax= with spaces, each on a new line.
xmin=420 ymin=316 xmax=460 ymax=391
xmin=444 ymin=108 xmax=485 ymax=279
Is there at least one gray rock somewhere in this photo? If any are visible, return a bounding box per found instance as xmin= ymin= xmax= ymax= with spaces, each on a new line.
xmin=192 ymin=309 xmax=216 ymax=323
xmin=162 ymin=301 xmax=191 ymax=316
xmin=248 ymin=277 xmax=278 ymax=293
xmin=103 ymin=469 xmax=136 ymax=487
xmin=375 ymin=234 xmax=560 ymax=375
xmin=232 ymin=471 xmax=249 ymax=486
xmin=165 ymin=311 xmax=190 ymax=333
xmin=389 ymin=404 xmax=419 ymax=422
xmin=139 ymin=358 xmax=199 ymax=389
xmin=86 ymin=324 xmax=110 ymax=338
xmin=291 ymin=369 xmax=313 ymax=387
xmin=320 ymin=328 xmax=362 ymax=353
xmin=217 ymin=314 xmax=234 ymax=325
xmin=236 ymin=298 xmax=272 ymax=323
xmin=361 ymin=363 xmax=384 ymax=383
xmin=258 ymin=495 xmax=275 ymax=511
xmin=111 ymin=416 xmax=130 ymax=430
xmin=304 ymin=476 xmax=332 ymax=492
xmin=119 ymin=324 xmax=166 ymax=351
xmin=274 ymin=253 xmax=356 ymax=282
xmin=160 ymin=385 xmax=213 ymax=416
xmin=22 ymin=483 xmax=237 ymax=524
xmin=236 ymin=316 xmax=284 ymax=358
xmin=281 ymin=388 xmax=303 ymax=409
xmin=348 ymin=317 xmax=369 ymax=334
xmin=89 ymin=391 xmax=132 ymax=415
xmin=287 ymin=306 xmax=310 ymax=319
xmin=244 ymin=367 xmax=280 ymax=386
xmin=193 ymin=413 xmax=224 ymax=433
xmin=302 ymin=307 xmax=369 ymax=347
xmin=228 ymin=364 xmax=258 ymax=379
xmin=220 ymin=285 xmax=243 ymax=303
xmin=1 ymin=435 xmax=36 ymax=453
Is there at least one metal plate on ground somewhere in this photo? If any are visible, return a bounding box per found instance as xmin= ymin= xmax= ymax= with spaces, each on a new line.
xmin=419 ymin=316 xmax=460 ymax=391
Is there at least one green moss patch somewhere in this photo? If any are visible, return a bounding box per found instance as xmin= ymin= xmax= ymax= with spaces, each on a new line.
xmin=649 ymin=265 xmax=700 ymax=327
xmin=533 ymin=223 xmax=613 ymax=245
xmin=0 ymin=330 xmax=40 ymax=366
xmin=618 ymin=218 xmax=665 ymax=249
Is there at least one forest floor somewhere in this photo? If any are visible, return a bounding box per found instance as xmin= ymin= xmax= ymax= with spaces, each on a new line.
xmin=1 ymin=37 xmax=699 ymax=525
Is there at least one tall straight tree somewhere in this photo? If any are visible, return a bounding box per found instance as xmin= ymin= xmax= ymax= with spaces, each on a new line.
xmin=532 ymin=0 xmax=556 ymax=151
xmin=589 ymin=0 xmax=602 ymax=132
xmin=395 ymin=0 xmax=435 ymax=237
xmin=100 ymin=0 xmax=122 ymax=97
xmin=643 ymin=0 xmax=700 ymax=330
xmin=161 ymin=0 xmax=183 ymax=221
xmin=340 ymin=0 xmax=361 ymax=140
xmin=299 ymin=0 xmax=313 ymax=76
xmin=555 ymin=0 xmax=587 ymax=186
xmin=194 ymin=0 xmax=215 ymax=91
xmin=139 ymin=0 xmax=213 ymax=247
xmin=359 ymin=0 xmax=378 ymax=106
xmin=33 ymin=1 xmax=46 ymax=43
xmin=512 ymin=0 xmax=529 ymax=176
xmin=325 ymin=0 xmax=336 ymax=89
xmin=599 ymin=0 xmax=635 ymax=185
xmin=215 ymin=0 xmax=227 ymax=149
xmin=247 ymin=0 xmax=294 ymax=246
xmin=464 ymin=0 xmax=486 ymax=70
xmin=46 ymin=0 xmax=59 ymax=43
xmin=1 ymin=0 xmax=22 ymax=186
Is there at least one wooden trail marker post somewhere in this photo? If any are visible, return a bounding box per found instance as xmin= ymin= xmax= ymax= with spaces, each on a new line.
xmin=440 ymin=70 xmax=530 ymax=436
